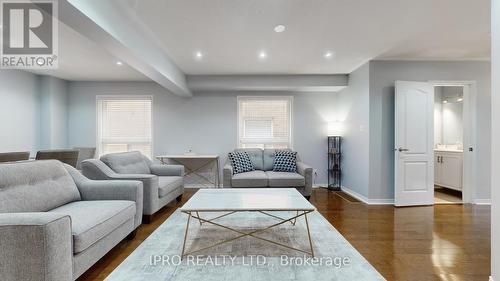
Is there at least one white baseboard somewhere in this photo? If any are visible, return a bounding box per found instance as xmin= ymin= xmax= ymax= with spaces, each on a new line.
xmin=341 ymin=186 xmax=394 ymax=205
xmin=474 ymin=199 xmax=492 ymax=205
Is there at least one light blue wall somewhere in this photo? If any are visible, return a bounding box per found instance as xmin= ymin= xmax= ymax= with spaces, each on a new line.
xmin=40 ymin=76 xmax=68 ymax=149
xmin=0 ymin=71 xmax=69 ymax=154
xmin=369 ymin=60 xmax=491 ymax=200
xmin=67 ymin=81 xmax=338 ymax=184
xmin=336 ymin=63 xmax=370 ymax=198
xmin=0 ymin=70 xmax=40 ymax=154
xmin=336 ymin=60 xmax=491 ymax=202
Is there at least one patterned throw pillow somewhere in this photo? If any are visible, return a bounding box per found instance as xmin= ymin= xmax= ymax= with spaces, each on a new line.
xmin=228 ymin=151 xmax=255 ymax=174
xmin=273 ymin=150 xmax=298 ymax=172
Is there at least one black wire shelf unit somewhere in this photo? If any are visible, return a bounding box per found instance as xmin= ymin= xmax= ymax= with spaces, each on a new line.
xmin=327 ymin=136 xmax=342 ymax=191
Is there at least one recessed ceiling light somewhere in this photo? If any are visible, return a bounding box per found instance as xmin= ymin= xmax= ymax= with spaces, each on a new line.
xmin=259 ymin=51 xmax=267 ymax=60
xmin=194 ymin=51 xmax=203 ymax=60
xmin=274 ymin=25 xmax=286 ymax=33
xmin=457 ymin=97 xmax=463 ymax=102
xmin=116 ymin=61 xmax=123 ymax=66
xmin=443 ymin=99 xmax=448 ymax=104
xmin=324 ymin=51 xmax=335 ymax=59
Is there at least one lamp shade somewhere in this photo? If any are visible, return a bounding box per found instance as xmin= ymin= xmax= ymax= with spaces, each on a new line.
xmin=327 ymin=121 xmax=344 ymax=136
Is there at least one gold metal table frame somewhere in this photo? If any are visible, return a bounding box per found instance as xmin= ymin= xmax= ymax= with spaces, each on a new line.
xmin=180 ymin=210 xmax=315 ymax=259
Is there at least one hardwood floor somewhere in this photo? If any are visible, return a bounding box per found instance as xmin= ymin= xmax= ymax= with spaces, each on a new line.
xmin=77 ymin=188 xmax=491 ymax=281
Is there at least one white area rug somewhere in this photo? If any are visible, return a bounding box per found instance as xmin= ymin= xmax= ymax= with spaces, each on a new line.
xmin=106 ymin=210 xmax=385 ymax=281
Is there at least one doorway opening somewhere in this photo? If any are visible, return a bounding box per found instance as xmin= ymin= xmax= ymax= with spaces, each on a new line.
xmin=432 ymin=82 xmax=476 ymax=204
xmin=394 ymin=81 xmax=476 ymax=206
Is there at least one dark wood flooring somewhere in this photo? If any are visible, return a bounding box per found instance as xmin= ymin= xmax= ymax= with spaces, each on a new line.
xmin=77 ymin=188 xmax=491 ymax=281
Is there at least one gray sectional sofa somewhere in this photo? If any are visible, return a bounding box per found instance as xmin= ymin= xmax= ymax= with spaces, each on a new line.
xmin=223 ymin=148 xmax=313 ymax=199
xmin=82 ymin=151 xmax=184 ymax=222
xmin=0 ymin=160 xmax=143 ymax=281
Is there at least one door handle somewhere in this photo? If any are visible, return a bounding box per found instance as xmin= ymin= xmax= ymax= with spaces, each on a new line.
xmin=398 ymin=147 xmax=410 ymax=152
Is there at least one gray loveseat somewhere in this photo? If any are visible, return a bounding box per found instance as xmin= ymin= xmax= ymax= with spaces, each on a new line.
xmin=223 ymin=149 xmax=313 ymax=199
xmin=0 ymin=160 xmax=143 ymax=281
xmin=82 ymin=151 xmax=184 ymax=223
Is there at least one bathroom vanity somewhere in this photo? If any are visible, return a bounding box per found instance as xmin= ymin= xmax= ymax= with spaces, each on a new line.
xmin=434 ymin=149 xmax=463 ymax=191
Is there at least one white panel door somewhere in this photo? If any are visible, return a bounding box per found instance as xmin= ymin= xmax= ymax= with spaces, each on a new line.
xmin=395 ymin=81 xmax=434 ymax=206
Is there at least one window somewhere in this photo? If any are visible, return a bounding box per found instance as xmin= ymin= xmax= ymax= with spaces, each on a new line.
xmin=238 ymin=96 xmax=292 ymax=149
xmin=97 ymin=96 xmax=152 ymax=158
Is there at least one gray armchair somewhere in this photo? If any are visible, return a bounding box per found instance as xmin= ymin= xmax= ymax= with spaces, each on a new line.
xmin=0 ymin=160 xmax=143 ymax=281
xmin=74 ymin=146 xmax=96 ymax=170
xmin=223 ymin=148 xmax=313 ymax=199
xmin=82 ymin=151 xmax=184 ymax=223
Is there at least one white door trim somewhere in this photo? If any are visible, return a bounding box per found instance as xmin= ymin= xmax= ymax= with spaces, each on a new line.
xmin=430 ymin=80 xmax=477 ymax=204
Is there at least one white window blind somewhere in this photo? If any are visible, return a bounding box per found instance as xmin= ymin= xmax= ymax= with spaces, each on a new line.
xmin=238 ymin=96 xmax=292 ymax=149
xmin=97 ymin=97 xmax=152 ymax=158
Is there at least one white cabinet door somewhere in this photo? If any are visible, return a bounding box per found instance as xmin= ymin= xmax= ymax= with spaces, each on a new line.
xmin=440 ymin=154 xmax=463 ymax=191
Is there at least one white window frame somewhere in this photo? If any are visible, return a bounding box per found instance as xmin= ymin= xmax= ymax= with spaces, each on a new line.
xmin=237 ymin=96 xmax=293 ymax=149
xmin=96 ymin=95 xmax=154 ymax=158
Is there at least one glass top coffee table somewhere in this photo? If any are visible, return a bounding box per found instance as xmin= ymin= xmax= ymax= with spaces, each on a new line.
xmin=179 ymin=188 xmax=316 ymax=258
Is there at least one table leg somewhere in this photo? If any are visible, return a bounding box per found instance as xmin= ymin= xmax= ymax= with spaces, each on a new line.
xmin=292 ymin=210 xmax=298 ymax=226
xmin=181 ymin=212 xmax=192 ymax=259
xmin=175 ymin=158 xmax=218 ymax=188
xmin=216 ymin=158 xmax=220 ymax=188
xmin=304 ymin=211 xmax=315 ymax=257
xmin=196 ymin=211 xmax=203 ymax=225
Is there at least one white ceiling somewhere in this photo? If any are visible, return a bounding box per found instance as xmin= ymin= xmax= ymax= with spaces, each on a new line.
xmin=30 ymin=0 xmax=490 ymax=80
xmin=27 ymin=20 xmax=148 ymax=81
xmin=117 ymin=0 xmax=490 ymax=75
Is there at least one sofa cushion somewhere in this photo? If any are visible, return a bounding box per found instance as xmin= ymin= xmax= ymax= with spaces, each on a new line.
xmin=266 ymin=171 xmax=305 ymax=187
xmin=0 ymin=160 xmax=81 ymax=213
xmin=49 ymin=200 xmax=136 ymax=253
xmin=235 ymin=148 xmax=263 ymax=170
xmin=263 ymin=149 xmax=277 ymax=171
xmin=101 ymin=151 xmax=150 ymax=174
xmin=231 ymin=170 xmax=268 ymax=187
xmin=273 ymin=150 xmax=298 ymax=172
xmin=158 ymin=176 xmax=183 ymax=197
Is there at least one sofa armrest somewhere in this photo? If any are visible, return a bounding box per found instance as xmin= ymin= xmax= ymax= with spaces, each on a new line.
xmin=297 ymin=161 xmax=313 ymax=196
xmin=150 ymin=164 xmax=184 ymax=177
xmin=81 ymin=180 xmax=143 ymax=227
xmin=223 ymin=164 xmax=233 ymax=187
xmin=81 ymin=159 xmax=159 ymax=215
xmin=65 ymin=165 xmax=144 ymax=227
xmin=0 ymin=213 xmax=73 ymax=281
